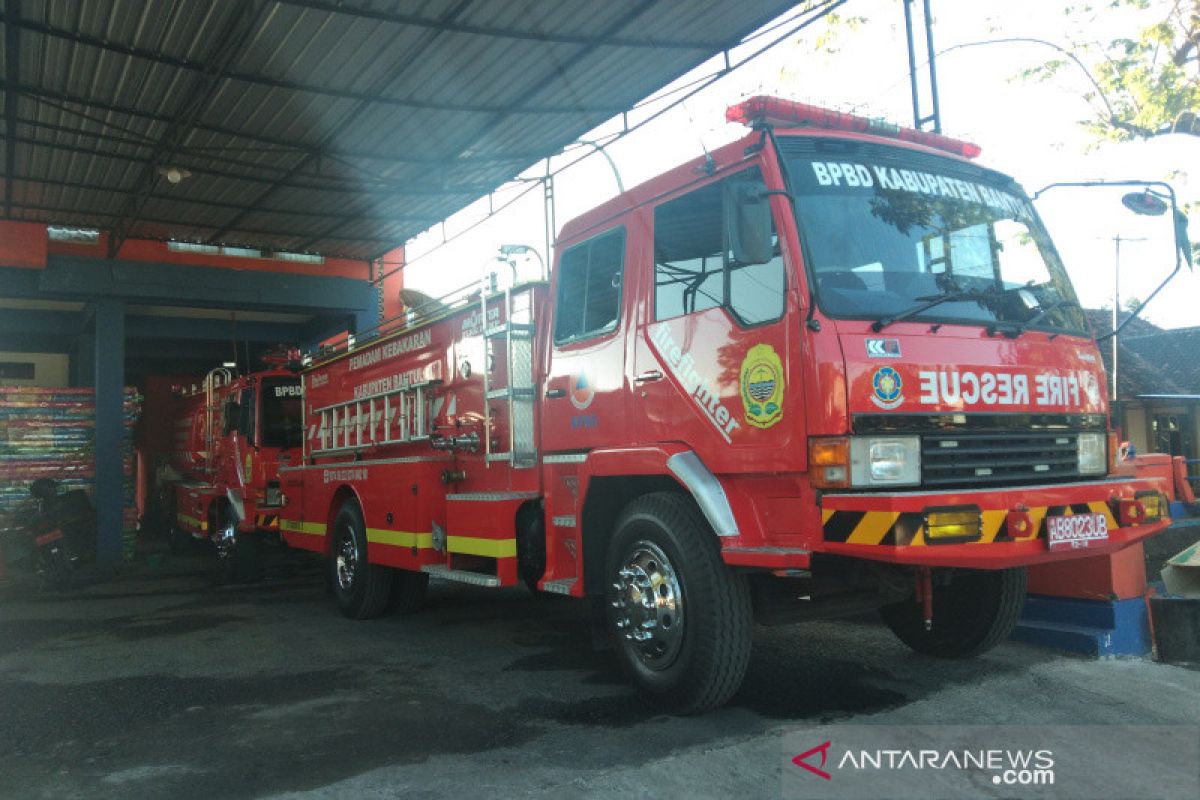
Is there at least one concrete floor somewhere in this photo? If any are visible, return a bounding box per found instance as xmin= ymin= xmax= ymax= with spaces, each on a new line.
xmin=1 ymin=551 xmax=1198 ymax=800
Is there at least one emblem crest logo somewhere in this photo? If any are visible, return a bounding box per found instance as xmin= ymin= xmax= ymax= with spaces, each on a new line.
xmin=569 ymin=372 xmax=594 ymax=410
xmin=740 ymin=343 xmax=785 ymax=429
xmin=871 ymin=366 xmax=904 ymax=409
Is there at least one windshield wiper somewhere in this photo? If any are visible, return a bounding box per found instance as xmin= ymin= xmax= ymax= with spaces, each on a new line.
xmin=871 ymin=289 xmax=984 ymax=332
xmin=987 ymin=297 xmax=1080 ymax=338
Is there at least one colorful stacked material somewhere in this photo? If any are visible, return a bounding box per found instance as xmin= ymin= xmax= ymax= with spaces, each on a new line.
xmin=0 ymin=387 xmax=142 ymax=559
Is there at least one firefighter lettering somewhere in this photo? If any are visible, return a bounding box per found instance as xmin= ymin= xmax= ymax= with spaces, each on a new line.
xmin=650 ymin=323 xmax=741 ymax=443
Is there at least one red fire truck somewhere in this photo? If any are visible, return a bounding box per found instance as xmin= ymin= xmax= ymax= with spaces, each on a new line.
xmin=277 ymin=97 xmax=1173 ymax=712
xmin=166 ymin=359 xmax=303 ymax=579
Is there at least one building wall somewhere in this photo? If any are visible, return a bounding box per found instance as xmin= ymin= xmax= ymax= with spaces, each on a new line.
xmin=1123 ymin=405 xmax=1149 ymax=454
xmin=0 ymin=351 xmax=69 ymax=386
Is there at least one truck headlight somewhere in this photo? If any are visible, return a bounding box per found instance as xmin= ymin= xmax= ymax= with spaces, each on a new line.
xmin=850 ymin=436 xmax=921 ymax=487
xmin=1077 ymin=432 xmax=1107 ymax=475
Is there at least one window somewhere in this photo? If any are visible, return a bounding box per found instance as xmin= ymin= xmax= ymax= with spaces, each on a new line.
xmin=260 ymin=378 xmax=303 ymax=448
xmin=0 ymin=362 xmax=35 ymax=379
xmin=653 ymin=169 xmax=786 ymax=326
xmin=553 ymin=227 xmax=625 ymax=344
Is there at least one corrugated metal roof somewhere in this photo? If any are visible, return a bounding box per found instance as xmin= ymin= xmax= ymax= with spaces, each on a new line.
xmin=2 ymin=0 xmax=806 ymax=260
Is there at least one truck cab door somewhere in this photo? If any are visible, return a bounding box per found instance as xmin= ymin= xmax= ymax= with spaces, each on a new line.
xmin=537 ymin=225 xmax=631 ymax=588
xmin=631 ymin=166 xmax=802 ymax=472
xmin=539 ymin=226 xmax=631 ymax=455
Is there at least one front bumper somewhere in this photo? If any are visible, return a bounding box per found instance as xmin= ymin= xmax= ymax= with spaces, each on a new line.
xmin=817 ymin=477 xmax=1170 ymax=568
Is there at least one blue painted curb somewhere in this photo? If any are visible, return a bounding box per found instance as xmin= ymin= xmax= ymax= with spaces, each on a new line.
xmin=1012 ymin=594 xmax=1150 ymax=657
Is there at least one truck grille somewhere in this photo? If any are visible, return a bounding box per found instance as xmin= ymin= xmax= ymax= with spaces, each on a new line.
xmin=921 ymin=430 xmax=1079 ymax=488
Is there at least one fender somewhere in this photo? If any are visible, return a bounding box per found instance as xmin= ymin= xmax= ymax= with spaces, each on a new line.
xmin=665 ymin=451 xmax=739 ymax=537
xmin=579 ymin=445 xmax=739 ymax=538
xmin=225 ymin=488 xmax=245 ymax=522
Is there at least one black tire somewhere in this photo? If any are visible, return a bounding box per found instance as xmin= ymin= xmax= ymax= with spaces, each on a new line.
xmin=213 ymin=503 xmax=261 ymax=584
xmin=605 ymin=492 xmax=752 ymax=714
xmin=880 ymin=567 xmax=1027 ymax=658
xmin=388 ymin=570 xmax=430 ymax=614
xmin=330 ymin=501 xmax=392 ymax=619
xmin=43 ymin=542 xmax=73 ymax=591
xmin=517 ymin=506 xmax=546 ymax=594
xmin=224 ymin=529 xmax=262 ymax=584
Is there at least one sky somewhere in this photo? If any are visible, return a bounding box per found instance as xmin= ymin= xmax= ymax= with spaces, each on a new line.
xmin=400 ymin=0 xmax=1199 ymax=331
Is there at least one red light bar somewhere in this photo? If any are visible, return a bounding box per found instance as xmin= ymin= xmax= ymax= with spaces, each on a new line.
xmin=726 ymin=96 xmax=982 ymax=160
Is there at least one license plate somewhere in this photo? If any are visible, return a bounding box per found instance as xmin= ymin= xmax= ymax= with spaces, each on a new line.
xmin=1046 ymin=513 xmax=1109 ymax=551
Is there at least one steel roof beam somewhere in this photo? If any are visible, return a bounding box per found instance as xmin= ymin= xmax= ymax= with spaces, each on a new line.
xmin=3 ymin=80 xmax=575 ymax=167
xmin=4 ymin=0 xmax=20 ymax=217
xmin=206 ymin=0 xmax=480 ymax=244
xmin=107 ymin=2 xmax=272 ymax=257
xmin=275 ymin=0 xmax=718 ymax=50
xmin=4 ymin=132 xmax=496 ymax=199
xmin=13 ymin=201 xmax=405 ymax=244
xmin=1 ymin=171 xmax=439 ymax=225
xmin=297 ymin=0 xmax=660 ymax=250
xmin=8 ymin=18 xmax=628 ymax=117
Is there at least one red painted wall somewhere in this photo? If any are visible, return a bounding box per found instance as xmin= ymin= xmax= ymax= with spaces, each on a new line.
xmin=0 ymin=221 xmax=49 ymax=268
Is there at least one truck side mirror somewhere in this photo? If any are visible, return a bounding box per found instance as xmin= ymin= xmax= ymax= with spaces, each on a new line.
xmin=1122 ymin=190 xmax=1193 ymax=269
xmin=724 ymin=180 xmax=774 ymax=265
xmin=1174 ymin=208 xmax=1192 ymax=268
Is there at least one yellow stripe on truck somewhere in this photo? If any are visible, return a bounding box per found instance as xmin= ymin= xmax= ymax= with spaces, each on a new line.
xmin=280 ymin=519 xmax=327 ymax=536
xmin=366 ymin=529 xmax=434 ymax=549
xmin=177 ymin=513 xmax=207 ymax=532
xmin=447 ymin=536 xmax=517 ymax=559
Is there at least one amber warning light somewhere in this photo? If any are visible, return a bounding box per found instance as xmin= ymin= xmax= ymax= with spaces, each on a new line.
xmin=726 ymin=96 xmax=982 ymax=160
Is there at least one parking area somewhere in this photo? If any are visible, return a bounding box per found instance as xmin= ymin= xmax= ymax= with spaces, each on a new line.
xmin=2 ymin=554 xmax=1198 ymax=800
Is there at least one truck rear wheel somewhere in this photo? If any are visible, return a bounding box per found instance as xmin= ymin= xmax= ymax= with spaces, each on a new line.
xmin=330 ymin=500 xmax=392 ymax=619
xmin=605 ymin=492 xmax=752 ymax=714
xmin=880 ymin=567 xmax=1027 ymax=658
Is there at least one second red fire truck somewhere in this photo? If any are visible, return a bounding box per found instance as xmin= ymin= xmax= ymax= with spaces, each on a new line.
xmin=166 ymin=357 xmax=303 ymax=579
xmin=276 ymin=97 xmax=1174 ymax=712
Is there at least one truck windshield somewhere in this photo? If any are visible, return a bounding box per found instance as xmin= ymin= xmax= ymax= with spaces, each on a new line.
xmin=260 ymin=378 xmax=303 ymax=449
xmin=781 ymin=140 xmax=1086 ymax=334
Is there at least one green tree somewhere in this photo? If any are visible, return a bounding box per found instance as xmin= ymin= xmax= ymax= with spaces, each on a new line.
xmin=1025 ymin=1 xmax=1199 ymax=140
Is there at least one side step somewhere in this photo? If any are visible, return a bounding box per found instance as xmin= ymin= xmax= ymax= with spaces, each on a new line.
xmin=420 ymin=564 xmax=502 ymax=588
xmin=540 ymin=578 xmax=577 ymax=596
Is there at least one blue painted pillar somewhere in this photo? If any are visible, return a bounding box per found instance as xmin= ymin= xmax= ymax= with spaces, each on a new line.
xmin=92 ymin=299 xmax=125 ymax=565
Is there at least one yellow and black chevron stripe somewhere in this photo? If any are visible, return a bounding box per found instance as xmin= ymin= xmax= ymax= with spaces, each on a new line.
xmin=254 ymin=514 xmax=280 ymax=530
xmin=822 ymin=501 xmax=1118 ymax=546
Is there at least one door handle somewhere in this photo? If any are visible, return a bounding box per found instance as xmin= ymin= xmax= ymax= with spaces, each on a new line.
xmin=634 ymin=370 xmax=663 ymax=384
xmin=545 ymin=388 xmax=566 ymax=399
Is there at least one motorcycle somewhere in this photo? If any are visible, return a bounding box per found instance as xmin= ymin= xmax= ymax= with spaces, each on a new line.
xmin=0 ymin=478 xmax=96 ymax=590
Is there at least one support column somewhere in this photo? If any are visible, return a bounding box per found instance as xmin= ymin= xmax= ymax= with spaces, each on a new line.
xmin=92 ymin=299 xmax=125 ymax=565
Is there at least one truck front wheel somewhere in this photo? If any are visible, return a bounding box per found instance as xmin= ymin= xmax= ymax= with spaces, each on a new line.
xmin=213 ymin=502 xmax=261 ymax=583
xmin=879 ymin=567 xmax=1027 ymax=658
xmin=605 ymin=492 xmax=752 ymax=714
xmin=330 ymin=500 xmax=392 ymax=619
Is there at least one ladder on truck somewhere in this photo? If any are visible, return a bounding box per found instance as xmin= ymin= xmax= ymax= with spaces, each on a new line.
xmin=310 ymin=378 xmax=441 ymax=456
xmin=480 ymin=281 xmax=537 ymax=467
xmin=201 ymin=367 xmax=233 ymax=475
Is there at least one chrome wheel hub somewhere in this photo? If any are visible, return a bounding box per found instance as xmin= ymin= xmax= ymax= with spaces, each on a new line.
xmin=611 ymin=541 xmax=683 ymax=669
xmin=335 ymin=532 xmax=358 ymax=592
xmin=213 ymin=519 xmax=236 ymax=559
